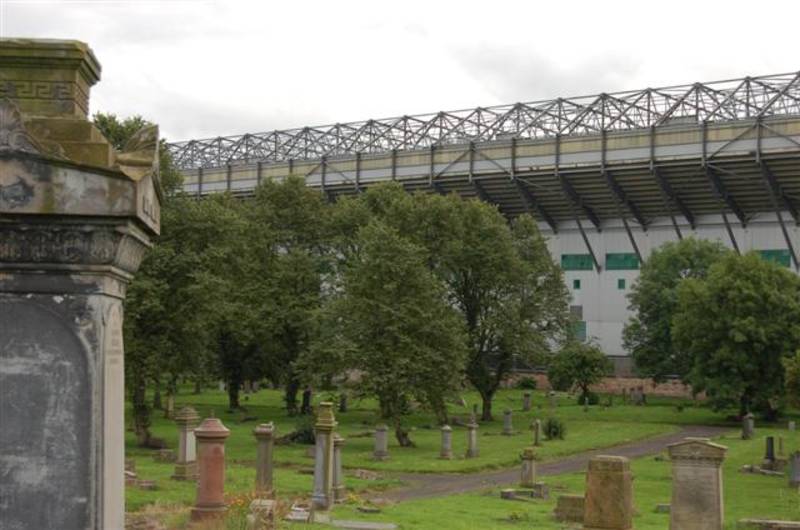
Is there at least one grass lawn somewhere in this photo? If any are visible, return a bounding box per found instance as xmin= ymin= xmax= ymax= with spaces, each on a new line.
xmin=125 ymin=385 xmax=798 ymax=528
xmin=316 ymin=427 xmax=800 ymax=530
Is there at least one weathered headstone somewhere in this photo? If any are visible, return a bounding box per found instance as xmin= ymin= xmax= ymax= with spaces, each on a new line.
xmin=503 ymin=409 xmax=514 ymax=435
xmin=667 ymin=437 xmax=727 ymax=530
xmin=522 ymin=392 xmax=532 ymax=411
xmin=742 ymin=413 xmax=755 ymax=440
xmin=333 ymin=434 xmax=346 ymax=503
xmin=191 ymin=417 xmax=231 ymax=521
xmin=439 ymin=425 xmax=453 ymax=460
xmin=583 ymin=455 xmax=633 ymax=530
xmin=532 ymin=419 xmax=542 ymax=447
xmin=253 ymin=422 xmax=275 ymax=497
xmin=0 ymin=38 xmax=160 ymax=530
xmin=311 ymin=402 xmax=337 ymax=521
xmin=373 ymin=424 xmax=390 ymax=461
xmin=520 ymin=447 xmax=537 ymax=488
xmin=789 ymin=451 xmax=800 ymax=488
xmin=789 ymin=421 xmax=796 ymax=432
xmin=554 ymin=494 xmax=585 ymax=523
xmin=172 ymin=406 xmax=200 ymax=480
xmin=466 ymin=420 xmax=479 ymax=458
xmin=164 ymin=393 xmax=175 ymax=420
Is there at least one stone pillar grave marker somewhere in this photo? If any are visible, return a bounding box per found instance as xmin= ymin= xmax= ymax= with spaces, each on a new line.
xmin=789 ymin=451 xmax=800 ymax=488
xmin=253 ymin=422 xmax=275 ymax=497
xmin=742 ymin=413 xmax=755 ymax=440
xmin=172 ymin=406 xmax=200 ymax=480
xmin=583 ymin=455 xmax=633 ymax=530
xmin=532 ymin=419 xmax=542 ymax=447
xmin=520 ymin=447 xmax=537 ymax=488
xmin=502 ymin=409 xmax=513 ymax=435
xmin=373 ymin=424 xmax=389 ymax=461
xmin=466 ymin=421 xmax=479 ymax=458
xmin=191 ymin=417 xmax=231 ymax=521
xmin=332 ymin=434 xmax=346 ymax=503
xmin=522 ymin=392 xmax=532 ymax=411
xmin=667 ymin=437 xmax=727 ymax=530
xmin=439 ymin=425 xmax=453 ymax=460
xmin=311 ymin=402 xmax=337 ymax=521
xmin=0 ymin=38 xmax=160 ymax=530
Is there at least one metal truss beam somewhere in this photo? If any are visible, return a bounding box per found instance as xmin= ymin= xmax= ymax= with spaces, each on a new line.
xmin=559 ymin=173 xmax=601 ymax=230
xmin=603 ymin=169 xmax=647 ymax=228
xmin=514 ymin=179 xmax=557 ymax=232
xmin=704 ymin=166 xmax=747 ymax=226
xmin=758 ymin=160 xmax=800 ymax=270
xmin=759 ymin=160 xmax=799 ymax=224
xmin=168 ymin=72 xmax=800 ymax=170
xmin=652 ymin=167 xmax=696 ymax=229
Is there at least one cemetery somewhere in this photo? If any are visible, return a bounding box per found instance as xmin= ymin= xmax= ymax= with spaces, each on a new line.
xmin=2 ymin=25 xmax=800 ymax=530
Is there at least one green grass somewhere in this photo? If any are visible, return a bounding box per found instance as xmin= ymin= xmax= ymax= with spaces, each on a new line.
xmin=313 ymin=428 xmax=800 ymax=530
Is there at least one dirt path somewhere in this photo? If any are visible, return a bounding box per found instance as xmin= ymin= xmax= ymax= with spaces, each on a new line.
xmin=379 ymin=425 xmax=728 ymax=502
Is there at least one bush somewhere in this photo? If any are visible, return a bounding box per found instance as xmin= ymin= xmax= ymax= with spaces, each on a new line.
xmin=515 ymin=377 xmax=538 ymax=390
xmin=276 ymin=415 xmax=316 ymax=445
xmin=577 ymin=392 xmax=599 ymax=406
xmin=543 ymin=417 xmax=566 ymax=440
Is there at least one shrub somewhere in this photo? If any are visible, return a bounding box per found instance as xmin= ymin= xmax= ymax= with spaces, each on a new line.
xmin=543 ymin=417 xmax=566 ymax=440
xmin=515 ymin=377 xmax=538 ymax=390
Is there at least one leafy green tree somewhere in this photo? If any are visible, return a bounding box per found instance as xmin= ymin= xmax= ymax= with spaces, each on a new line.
xmin=783 ymin=351 xmax=800 ymax=409
xmin=547 ymin=341 xmax=612 ymax=404
xmin=306 ymin=221 xmax=467 ymax=445
xmin=623 ymin=238 xmax=730 ymax=382
xmin=673 ymin=252 xmax=800 ymax=418
xmin=247 ymin=177 xmax=330 ymax=415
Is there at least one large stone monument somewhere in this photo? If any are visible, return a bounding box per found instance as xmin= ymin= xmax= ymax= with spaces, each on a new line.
xmin=667 ymin=437 xmax=727 ymax=530
xmin=311 ymin=402 xmax=337 ymax=521
xmin=192 ymin=417 xmax=231 ymax=521
xmin=583 ymin=455 xmax=633 ymax=530
xmin=0 ymin=39 xmax=160 ymax=530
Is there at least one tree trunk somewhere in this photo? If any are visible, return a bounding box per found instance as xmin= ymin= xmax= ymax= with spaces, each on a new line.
xmin=152 ymin=380 xmax=162 ymax=410
xmin=394 ymin=423 xmax=415 ymax=447
xmin=227 ymin=378 xmax=241 ymax=411
xmin=480 ymin=392 xmax=494 ymax=421
xmin=300 ymin=388 xmax=313 ymax=415
xmin=131 ymin=374 xmax=151 ymax=447
xmin=285 ymin=378 xmax=301 ymax=416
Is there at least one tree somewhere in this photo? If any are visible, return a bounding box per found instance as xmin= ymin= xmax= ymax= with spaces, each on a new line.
xmin=673 ymin=252 xmax=800 ymax=418
xmin=247 ymin=176 xmax=330 ymax=415
xmin=783 ymin=351 xmax=800 ymax=409
xmin=306 ymin=221 xmax=467 ymax=445
xmin=547 ymin=341 xmax=612 ymax=404
xmin=623 ymin=238 xmax=730 ymax=382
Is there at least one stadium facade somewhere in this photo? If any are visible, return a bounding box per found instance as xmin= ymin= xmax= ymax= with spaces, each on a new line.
xmin=168 ymin=73 xmax=800 ymax=373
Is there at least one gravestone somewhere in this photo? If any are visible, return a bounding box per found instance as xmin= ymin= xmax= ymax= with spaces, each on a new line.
xmin=520 ymin=447 xmax=537 ymax=488
xmin=554 ymin=494 xmax=585 ymax=523
xmin=311 ymin=402 xmax=337 ymax=521
xmin=764 ymin=436 xmax=776 ymax=469
xmin=502 ymin=409 xmax=513 ymax=435
xmin=789 ymin=451 xmax=800 ymax=488
xmin=172 ymin=406 xmax=200 ymax=480
xmin=583 ymin=456 xmax=633 ymax=530
xmin=333 ymin=434 xmax=346 ymax=503
xmin=191 ymin=417 xmax=231 ymax=521
xmin=522 ymin=392 xmax=532 ymax=411
xmin=742 ymin=413 xmax=755 ymax=440
xmin=789 ymin=421 xmax=796 ymax=432
xmin=373 ymin=424 xmax=389 ymax=461
xmin=532 ymin=419 xmax=542 ymax=447
xmin=439 ymin=425 xmax=453 ymax=460
xmin=667 ymin=437 xmax=727 ymax=530
xmin=0 ymin=39 xmax=160 ymax=530
xmin=253 ymin=422 xmax=275 ymax=497
xmin=466 ymin=420 xmax=479 ymax=458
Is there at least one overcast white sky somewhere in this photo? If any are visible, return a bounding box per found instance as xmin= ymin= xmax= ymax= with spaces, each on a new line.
xmin=2 ymin=0 xmax=798 ymax=142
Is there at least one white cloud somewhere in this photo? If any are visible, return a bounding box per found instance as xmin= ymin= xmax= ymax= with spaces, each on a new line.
xmin=2 ymin=0 xmax=798 ymax=141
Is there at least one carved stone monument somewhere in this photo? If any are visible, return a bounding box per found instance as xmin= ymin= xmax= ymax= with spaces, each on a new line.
xmin=191 ymin=417 xmax=231 ymax=521
xmin=332 ymin=434 xmax=346 ymax=503
xmin=522 ymin=391 xmax=532 ymax=411
xmin=439 ymin=424 xmax=453 ymax=460
xmin=311 ymin=402 xmax=337 ymax=521
xmin=583 ymin=456 xmax=633 ymax=530
xmin=173 ymin=406 xmax=200 ymax=480
xmin=373 ymin=424 xmax=389 ymax=461
xmin=466 ymin=420 xmax=480 ymax=458
xmin=667 ymin=437 xmax=727 ymax=530
xmin=254 ymin=422 xmax=275 ymax=497
xmin=0 ymin=39 xmax=160 ymax=530
xmin=503 ymin=409 xmax=514 ymax=435
xmin=520 ymin=447 xmax=537 ymax=488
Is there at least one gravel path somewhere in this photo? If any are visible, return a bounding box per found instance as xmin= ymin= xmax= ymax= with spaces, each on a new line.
xmin=379 ymin=424 xmax=728 ymax=502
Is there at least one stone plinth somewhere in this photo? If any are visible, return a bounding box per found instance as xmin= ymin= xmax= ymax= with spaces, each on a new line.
xmin=333 ymin=434 xmax=346 ymax=503
xmin=254 ymin=422 xmax=275 ymax=497
xmin=373 ymin=424 xmax=389 ymax=461
xmin=520 ymin=447 xmax=537 ymax=488
xmin=668 ymin=437 xmax=727 ymax=530
xmin=583 ymin=455 xmax=633 ymax=530
xmin=172 ymin=406 xmax=200 ymax=480
xmin=191 ymin=417 xmax=231 ymax=521
xmin=311 ymin=402 xmax=337 ymax=519
xmin=0 ymin=39 xmax=160 ymax=530
xmin=439 ymin=425 xmax=453 ymax=460
xmin=466 ymin=421 xmax=479 ymax=458
xmin=555 ymin=494 xmax=585 ymax=523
